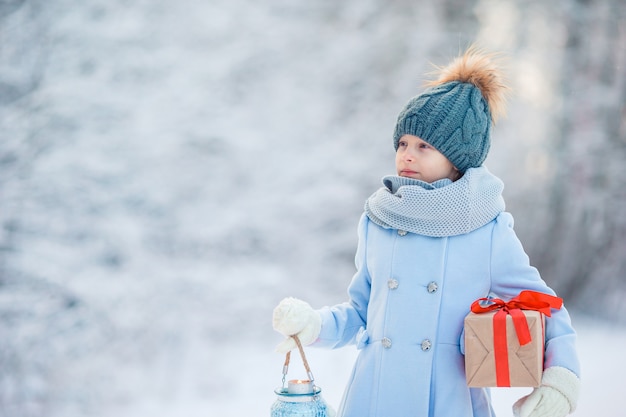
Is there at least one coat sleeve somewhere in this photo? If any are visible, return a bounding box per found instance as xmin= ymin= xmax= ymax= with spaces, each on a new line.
xmin=314 ymin=213 xmax=371 ymax=349
xmin=489 ymin=212 xmax=581 ymax=377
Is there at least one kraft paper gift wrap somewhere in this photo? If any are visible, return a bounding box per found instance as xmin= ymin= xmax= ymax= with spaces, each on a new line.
xmin=464 ymin=310 xmax=545 ymax=387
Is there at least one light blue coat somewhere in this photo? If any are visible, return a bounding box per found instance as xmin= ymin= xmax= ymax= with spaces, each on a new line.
xmin=315 ymin=212 xmax=580 ymax=417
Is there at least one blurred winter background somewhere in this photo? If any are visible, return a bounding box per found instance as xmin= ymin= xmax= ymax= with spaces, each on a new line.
xmin=1 ymin=0 xmax=625 ymax=416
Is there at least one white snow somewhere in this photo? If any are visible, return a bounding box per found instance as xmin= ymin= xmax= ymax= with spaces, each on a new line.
xmin=1 ymin=1 xmax=622 ymax=416
xmin=106 ymin=315 xmax=621 ymax=417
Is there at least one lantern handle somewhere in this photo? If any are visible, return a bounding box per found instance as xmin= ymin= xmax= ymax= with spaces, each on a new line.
xmin=281 ymin=335 xmax=315 ymax=388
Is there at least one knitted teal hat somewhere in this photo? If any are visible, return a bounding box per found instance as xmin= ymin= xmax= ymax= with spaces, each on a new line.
xmin=393 ymin=48 xmax=508 ymax=173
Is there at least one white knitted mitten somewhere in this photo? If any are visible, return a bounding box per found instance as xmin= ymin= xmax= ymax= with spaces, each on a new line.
xmin=272 ymin=297 xmax=322 ymax=353
xmin=513 ymin=366 xmax=580 ymax=417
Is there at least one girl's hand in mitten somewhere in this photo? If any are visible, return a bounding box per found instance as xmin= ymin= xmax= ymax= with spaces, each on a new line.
xmin=513 ymin=366 xmax=580 ymax=417
xmin=272 ymin=297 xmax=322 ymax=353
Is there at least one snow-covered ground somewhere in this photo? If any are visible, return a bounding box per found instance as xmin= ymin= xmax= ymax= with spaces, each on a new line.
xmin=1 ymin=1 xmax=623 ymax=416
xmin=119 ymin=316 xmax=624 ymax=417
xmin=107 ymin=314 xmax=621 ymax=417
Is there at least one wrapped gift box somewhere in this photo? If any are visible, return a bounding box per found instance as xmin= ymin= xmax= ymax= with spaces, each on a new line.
xmin=464 ymin=310 xmax=545 ymax=387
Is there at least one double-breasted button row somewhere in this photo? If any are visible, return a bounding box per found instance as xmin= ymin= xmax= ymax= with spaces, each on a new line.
xmin=387 ymin=279 xmax=438 ymax=293
xmin=379 ymin=337 xmax=431 ymax=351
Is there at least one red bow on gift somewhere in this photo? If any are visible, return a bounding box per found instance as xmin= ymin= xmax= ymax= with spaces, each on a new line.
xmin=470 ymin=290 xmax=563 ymax=386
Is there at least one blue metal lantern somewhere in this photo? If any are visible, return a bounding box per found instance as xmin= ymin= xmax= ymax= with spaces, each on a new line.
xmin=271 ymin=336 xmax=330 ymax=417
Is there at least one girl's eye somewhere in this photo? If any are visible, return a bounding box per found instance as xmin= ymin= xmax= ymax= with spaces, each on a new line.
xmin=419 ymin=143 xmax=430 ymax=149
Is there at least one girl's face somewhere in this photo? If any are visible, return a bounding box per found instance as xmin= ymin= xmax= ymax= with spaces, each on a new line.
xmin=395 ymin=134 xmax=460 ymax=183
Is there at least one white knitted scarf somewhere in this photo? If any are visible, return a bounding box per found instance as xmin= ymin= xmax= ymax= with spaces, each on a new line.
xmin=364 ymin=167 xmax=505 ymax=237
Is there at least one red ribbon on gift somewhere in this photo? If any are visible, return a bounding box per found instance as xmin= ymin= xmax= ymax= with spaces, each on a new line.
xmin=470 ymin=291 xmax=563 ymax=387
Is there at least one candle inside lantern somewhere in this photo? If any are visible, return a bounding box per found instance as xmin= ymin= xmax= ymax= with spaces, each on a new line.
xmin=287 ymin=379 xmax=314 ymax=394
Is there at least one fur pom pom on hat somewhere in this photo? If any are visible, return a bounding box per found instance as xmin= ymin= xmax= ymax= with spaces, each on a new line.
xmin=393 ymin=46 xmax=509 ymax=173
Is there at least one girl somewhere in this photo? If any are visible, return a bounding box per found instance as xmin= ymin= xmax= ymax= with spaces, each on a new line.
xmin=272 ymin=47 xmax=580 ymax=417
